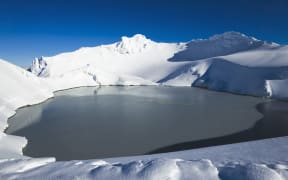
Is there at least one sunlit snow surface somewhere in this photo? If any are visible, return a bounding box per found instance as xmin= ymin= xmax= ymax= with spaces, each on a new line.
xmin=1 ymin=32 xmax=288 ymax=179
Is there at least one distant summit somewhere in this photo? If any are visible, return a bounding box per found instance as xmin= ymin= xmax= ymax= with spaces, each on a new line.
xmin=29 ymin=56 xmax=48 ymax=77
xmin=208 ymin=31 xmax=258 ymax=41
xmin=115 ymin=34 xmax=153 ymax=54
xmin=169 ymin=31 xmax=271 ymax=62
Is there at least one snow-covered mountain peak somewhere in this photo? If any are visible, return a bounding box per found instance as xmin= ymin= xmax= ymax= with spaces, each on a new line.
xmin=209 ymin=31 xmax=258 ymax=42
xmin=29 ymin=56 xmax=49 ymax=77
xmin=121 ymin=34 xmax=149 ymax=41
xmin=168 ymin=31 xmax=268 ymax=62
xmin=115 ymin=34 xmax=153 ymax=54
xmin=208 ymin=31 xmax=265 ymax=48
xmin=210 ymin=31 xmax=277 ymax=47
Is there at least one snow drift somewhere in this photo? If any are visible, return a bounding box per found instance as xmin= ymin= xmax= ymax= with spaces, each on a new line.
xmin=1 ymin=137 xmax=288 ymax=180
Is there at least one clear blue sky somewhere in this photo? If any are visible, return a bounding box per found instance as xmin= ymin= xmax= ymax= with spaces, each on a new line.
xmin=0 ymin=0 xmax=287 ymax=67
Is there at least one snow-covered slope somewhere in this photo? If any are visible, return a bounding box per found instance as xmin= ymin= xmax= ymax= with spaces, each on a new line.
xmin=161 ymin=46 xmax=288 ymax=98
xmin=28 ymin=32 xmax=288 ymax=99
xmin=0 ymin=59 xmax=53 ymax=159
xmin=168 ymin=31 xmax=273 ymax=62
xmin=30 ymin=34 xmax=187 ymax=82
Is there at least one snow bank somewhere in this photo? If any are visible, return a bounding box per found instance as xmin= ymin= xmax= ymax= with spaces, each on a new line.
xmin=0 ymin=158 xmax=219 ymax=179
xmin=0 ymin=159 xmax=280 ymax=180
xmin=0 ymin=59 xmax=54 ymax=159
xmin=0 ymin=156 xmax=288 ymax=179
xmin=192 ymin=59 xmax=288 ymax=96
xmin=160 ymin=58 xmax=288 ymax=97
xmin=266 ymin=79 xmax=288 ymax=100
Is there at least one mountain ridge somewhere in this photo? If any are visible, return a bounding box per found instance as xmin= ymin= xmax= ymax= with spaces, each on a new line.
xmin=26 ymin=31 xmax=288 ymax=99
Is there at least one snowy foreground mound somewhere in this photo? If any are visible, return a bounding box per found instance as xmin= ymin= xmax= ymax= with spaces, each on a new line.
xmin=0 ymin=32 xmax=288 ymax=179
xmin=1 ymin=137 xmax=288 ymax=180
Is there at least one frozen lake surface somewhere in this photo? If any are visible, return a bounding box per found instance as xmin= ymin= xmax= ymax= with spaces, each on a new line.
xmin=6 ymin=86 xmax=288 ymax=160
